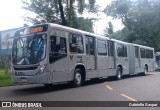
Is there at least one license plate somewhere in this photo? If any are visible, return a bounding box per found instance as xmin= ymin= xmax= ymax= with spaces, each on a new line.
xmin=15 ymin=71 xmax=25 ymax=76
xmin=21 ymin=77 xmax=27 ymax=82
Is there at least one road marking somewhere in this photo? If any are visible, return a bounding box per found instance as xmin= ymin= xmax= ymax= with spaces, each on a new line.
xmin=105 ymin=85 xmax=113 ymax=90
xmin=120 ymin=94 xmax=137 ymax=102
xmin=104 ymin=82 xmax=137 ymax=102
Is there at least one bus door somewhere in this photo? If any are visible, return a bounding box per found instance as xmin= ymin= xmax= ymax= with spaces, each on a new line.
xmin=116 ymin=43 xmax=129 ymax=75
xmin=97 ymin=39 xmax=108 ymax=77
xmin=107 ymin=40 xmax=116 ymax=76
xmin=49 ymin=30 xmax=70 ymax=83
xmin=85 ymin=36 xmax=97 ymax=78
xmin=135 ymin=46 xmax=141 ymax=72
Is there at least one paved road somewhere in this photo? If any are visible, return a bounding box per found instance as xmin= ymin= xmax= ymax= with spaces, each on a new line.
xmin=1 ymin=71 xmax=160 ymax=110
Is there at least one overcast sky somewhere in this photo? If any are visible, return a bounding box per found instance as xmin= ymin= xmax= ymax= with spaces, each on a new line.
xmin=0 ymin=0 xmax=124 ymax=35
xmin=0 ymin=0 xmax=24 ymax=31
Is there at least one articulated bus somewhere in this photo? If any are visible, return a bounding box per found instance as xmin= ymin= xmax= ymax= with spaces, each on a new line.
xmin=11 ymin=23 xmax=155 ymax=87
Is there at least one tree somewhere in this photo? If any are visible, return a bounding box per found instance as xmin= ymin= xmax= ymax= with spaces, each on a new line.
xmin=104 ymin=21 xmax=113 ymax=37
xmin=107 ymin=27 xmax=139 ymax=43
xmin=22 ymin=0 xmax=98 ymax=32
xmin=104 ymin=0 xmax=160 ymax=51
xmin=108 ymin=22 xmax=113 ymax=35
xmin=76 ymin=17 xmax=94 ymax=32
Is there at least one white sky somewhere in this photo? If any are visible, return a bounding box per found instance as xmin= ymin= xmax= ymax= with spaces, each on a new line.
xmin=0 ymin=0 xmax=25 ymax=31
xmin=0 ymin=0 xmax=124 ymax=35
xmin=93 ymin=0 xmax=124 ymax=35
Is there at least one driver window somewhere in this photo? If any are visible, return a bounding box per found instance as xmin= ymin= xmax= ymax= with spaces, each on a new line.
xmin=49 ymin=36 xmax=67 ymax=63
xmin=50 ymin=36 xmax=67 ymax=53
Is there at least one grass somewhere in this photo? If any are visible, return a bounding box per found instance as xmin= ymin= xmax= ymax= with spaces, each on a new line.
xmin=0 ymin=68 xmax=12 ymax=87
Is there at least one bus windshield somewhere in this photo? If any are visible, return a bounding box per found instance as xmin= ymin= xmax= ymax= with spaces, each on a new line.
xmin=12 ymin=33 xmax=47 ymax=65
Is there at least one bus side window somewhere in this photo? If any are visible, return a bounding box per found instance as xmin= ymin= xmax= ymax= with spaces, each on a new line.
xmin=107 ymin=40 xmax=114 ymax=57
xmin=89 ymin=37 xmax=95 ymax=55
xmin=146 ymin=49 xmax=154 ymax=59
xmin=117 ymin=43 xmax=127 ymax=57
xmin=140 ymin=48 xmax=145 ymax=58
xmin=97 ymin=40 xmax=107 ymax=56
xmin=146 ymin=49 xmax=150 ymax=58
xmin=85 ymin=37 xmax=89 ymax=54
xmin=50 ymin=36 xmax=67 ymax=54
xmin=85 ymin=36 xmax=95 ymax=55
xmin=150 ymin=50 xmax=153 ymax=58
xmin=49 ymin=36 xmax=67 ymax=63
xmin=135 ymin=46 xmax=139 ymax=58
xmin=69 ymin=33 xmax=84 ymax=53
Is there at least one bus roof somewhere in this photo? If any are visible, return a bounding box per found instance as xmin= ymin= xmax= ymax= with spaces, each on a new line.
xmin=20 ymin=23 xmax=153 ymax=49
xmin=49 ymin=23 xmax=129 ymax=44
xmin=48 ymin=23 xmax=108 ymax=39
xmin=132 ymin=43 xmax=154 ymax=50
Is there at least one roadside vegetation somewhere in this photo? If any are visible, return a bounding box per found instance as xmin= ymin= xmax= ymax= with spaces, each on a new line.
xmin=0 ymin=68 xmax=12 ymax=86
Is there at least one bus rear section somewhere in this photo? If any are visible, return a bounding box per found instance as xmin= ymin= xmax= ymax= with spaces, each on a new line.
xmin=128 ymin=43 xmax=155 ymax=75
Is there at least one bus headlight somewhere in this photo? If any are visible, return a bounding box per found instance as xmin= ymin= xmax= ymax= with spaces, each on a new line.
xmin=11 ymin=67 xmax=14 ymax=75
xmin=155 ymin=64 xmax=158 ymax=68
xmin=38 ymin=64 xmax=46 ymax=74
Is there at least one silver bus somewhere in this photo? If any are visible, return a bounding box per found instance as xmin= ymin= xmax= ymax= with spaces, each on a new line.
xmin=11 ymin=23 xmax=155 ymax=87
xmin=128 ymin=44 xmax=155 ymax=75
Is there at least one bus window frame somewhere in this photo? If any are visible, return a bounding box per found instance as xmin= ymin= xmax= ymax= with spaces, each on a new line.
xmin=69 ymin=33 xmax=84 ymax=54
xmin=116 ymin=43 xmax=127 ymax=58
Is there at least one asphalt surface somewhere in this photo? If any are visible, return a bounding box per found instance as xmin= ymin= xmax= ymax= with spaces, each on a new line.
xmin=1 ymin=71 xmax=160 ymax=110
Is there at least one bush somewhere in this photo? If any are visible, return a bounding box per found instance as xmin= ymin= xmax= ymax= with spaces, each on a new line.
xmin=0 ymin=68 xmax=12 ymax=86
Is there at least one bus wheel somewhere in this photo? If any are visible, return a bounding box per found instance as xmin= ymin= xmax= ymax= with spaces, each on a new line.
xmin=116 ymin=67 xmax=122 ymax=80
xmin=143 ymin=66 xmax=148 ymax=76
xmin=73 ymin=68 xmax=83 ymax=87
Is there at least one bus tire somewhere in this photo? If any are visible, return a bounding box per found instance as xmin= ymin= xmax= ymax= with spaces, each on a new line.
xmin=116 ymin=67 xmax=122 ymax=80
xmin=72 ymin=68 xmax=83 ymax=87
xmin=142 ymin=66 xmax=148 ymax=76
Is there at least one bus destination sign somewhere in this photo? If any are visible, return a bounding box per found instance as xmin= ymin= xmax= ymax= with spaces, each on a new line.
xmin=19 ymin=24 xmax=48 ymax=35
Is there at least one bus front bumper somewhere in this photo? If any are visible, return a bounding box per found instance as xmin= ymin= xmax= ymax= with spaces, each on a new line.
xmin=11 ymin=72 xmax=52 ymax=84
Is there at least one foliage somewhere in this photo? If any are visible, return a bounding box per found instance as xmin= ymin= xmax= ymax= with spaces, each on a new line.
xmin=108 ymin=27 xmax=139 ymax=43
xmin=22 ymin=0 xmax=98 ymax=32
xmin=0 ymin=68 xmax=12 ymax=86
xmin=104 ymin=21 xmax=114 ymax=37
xmin=0 ymin=56 xmax=11 ymax=75
xmin=104 ymin=0 xmax=160 ymax=51
xmin=76 ymin=17 xmax=94 ymax=32
xmin=108 ymin=22 xmax=114 ymax=35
